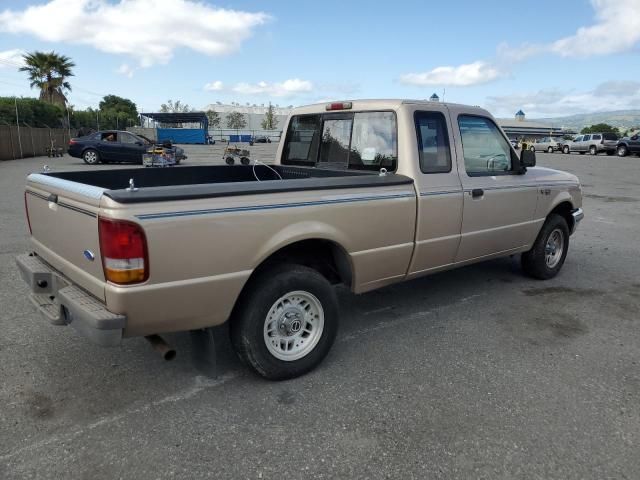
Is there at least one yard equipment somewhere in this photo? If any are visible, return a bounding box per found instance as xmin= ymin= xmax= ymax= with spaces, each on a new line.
xmin=223 ymin=145 xmax=250 ymax=165
xmin=142 ymin=145 xmax=176 ymax=167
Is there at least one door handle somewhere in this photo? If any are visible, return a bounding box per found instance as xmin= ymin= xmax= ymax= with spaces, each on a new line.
xmin=471 ymin=188 xmax=484 ymax=198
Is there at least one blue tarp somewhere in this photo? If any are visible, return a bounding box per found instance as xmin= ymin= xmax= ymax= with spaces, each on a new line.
xmin=229 ymin=134 xmax=253 ymax=142
xmin=157 ymin=128 xmax=206 ymax=144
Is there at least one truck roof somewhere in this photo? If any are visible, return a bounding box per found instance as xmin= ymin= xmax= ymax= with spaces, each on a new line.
xmin=291 ymin=99 xmax=491 ymax=116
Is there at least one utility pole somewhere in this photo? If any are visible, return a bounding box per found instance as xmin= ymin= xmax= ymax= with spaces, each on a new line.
xmin=14 ymin=97 xmax=23 ymax=158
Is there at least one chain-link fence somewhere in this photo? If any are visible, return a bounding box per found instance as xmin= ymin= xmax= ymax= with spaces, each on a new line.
xmin=0 ymin=125 xmax=76 ymax=160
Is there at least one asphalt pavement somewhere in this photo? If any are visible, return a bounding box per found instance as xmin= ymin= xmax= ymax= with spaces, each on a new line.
xmin=0 ymin=148 xmax=639 ymax=479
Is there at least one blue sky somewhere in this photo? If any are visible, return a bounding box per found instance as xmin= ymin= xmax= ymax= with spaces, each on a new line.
xmin=1 ymin=0 xmax=639 ymax=117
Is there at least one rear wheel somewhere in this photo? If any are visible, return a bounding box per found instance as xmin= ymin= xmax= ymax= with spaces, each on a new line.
xmin=522 ymin=214 xmax=570 ymax=280
xmin=82 ymin=149 xmax=99 ymax=165
xmin=563 ymin=145 xmax=570 ymax=154
xmin=589 ymin=145 xmax=597 ymax=155
xmin=547 ymin=146 xmax=554 ymax=153
xmin=240 ymin=156 xmax=250 ymax=165
xmin=530 ymin=146 xmax=535 ymax=152
xmin=225 ymin=156 xmax=235 ymax=165
xmin=230 ymin=264 xmax=339 ymax=380
xmin=617 ymin=145 xmax=628 ymax=157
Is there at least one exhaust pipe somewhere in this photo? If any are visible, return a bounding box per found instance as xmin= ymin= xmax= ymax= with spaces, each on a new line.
xmin=145 ymin=334 xmax=176 ymax=361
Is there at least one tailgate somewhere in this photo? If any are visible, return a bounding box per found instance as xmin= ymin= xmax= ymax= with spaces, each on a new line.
xmin=25 ymin=174 xmax=106 ymax=300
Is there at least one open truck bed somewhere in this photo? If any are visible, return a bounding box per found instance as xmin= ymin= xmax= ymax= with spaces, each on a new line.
xmin=37 ymin=165 xmax=413 ymax=203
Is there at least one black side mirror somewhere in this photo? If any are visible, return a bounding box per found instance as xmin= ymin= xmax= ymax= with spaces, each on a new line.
xmin=520 ymin=148 xmax=536 ymax=172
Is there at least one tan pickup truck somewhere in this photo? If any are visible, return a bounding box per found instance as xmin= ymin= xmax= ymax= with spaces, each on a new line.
xmin=17 ymin=100 xmax=583 ymax=379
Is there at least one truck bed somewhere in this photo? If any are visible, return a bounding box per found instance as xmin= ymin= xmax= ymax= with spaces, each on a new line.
xmin=39 ymin=165 xmax=414 ymax=204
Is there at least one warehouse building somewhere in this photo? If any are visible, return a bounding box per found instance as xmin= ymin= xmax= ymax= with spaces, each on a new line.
xmin=497 ymin=110 xmax=575 ymax=140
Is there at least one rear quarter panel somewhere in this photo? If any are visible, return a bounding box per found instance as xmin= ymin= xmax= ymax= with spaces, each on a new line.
xmin=101 ymin=184 xmax=416 ymax=336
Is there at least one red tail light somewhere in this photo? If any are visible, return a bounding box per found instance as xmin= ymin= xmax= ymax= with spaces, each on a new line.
xmin=98 ymin=217 xmax=149 ymax=284
xmin=69 ymin=139 xmax=77 ymax=145
xmin=325 ymin=102 xmax=352 ymax=111
xmin=24 ymin=192 xmax=32 ymax=234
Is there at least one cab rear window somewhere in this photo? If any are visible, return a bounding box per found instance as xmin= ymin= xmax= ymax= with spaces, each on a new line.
xmin=282 ymin=111 xmax=397 ymax=171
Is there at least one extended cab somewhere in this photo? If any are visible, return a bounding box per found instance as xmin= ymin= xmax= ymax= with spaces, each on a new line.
xmin=17 ymin=100 xmax=583 ymax=379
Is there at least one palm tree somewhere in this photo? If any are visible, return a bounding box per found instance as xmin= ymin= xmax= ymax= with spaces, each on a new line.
xmin=20 ymin=51 xmax=75 ymax=107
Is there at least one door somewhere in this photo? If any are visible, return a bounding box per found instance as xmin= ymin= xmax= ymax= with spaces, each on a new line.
xmin=629 ymin=134 xmax=640 ymax=153
xmin=576 ymin=135 xmax=590 ymax=152
xmin=96 ymin=131 xmax=120 ymax=161
xmin=408 ymin=108 xmax=463 ymax=277
xmin=119 ymin=132 xmax=147 ymax=162
xmin=452 ymin=113 xmax=538 ymax=262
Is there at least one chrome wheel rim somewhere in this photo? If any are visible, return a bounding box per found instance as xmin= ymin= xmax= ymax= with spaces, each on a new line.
xmin=590 ymin=147 xmax=596 ymax=155
xmin=618 ymin=146 xmax=627 ymax=156
xmin=544 ymin=228 xmax=564 ymax=269
xmin=263 ymin=291 xmax=324 ymax=361
xmin=84 ymin=151 xmax=97 ymax=163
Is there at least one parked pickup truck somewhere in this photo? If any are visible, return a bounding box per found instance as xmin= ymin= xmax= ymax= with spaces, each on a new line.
xmin=17 ymin=100 xmax=584 ymax=380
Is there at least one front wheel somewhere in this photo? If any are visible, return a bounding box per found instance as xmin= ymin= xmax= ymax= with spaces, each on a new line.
xmin=547 ymin=146 xmax=554 ymax=153
xmin=563 ymin=146 xmax=570 ymax=154
xmin=522 ymin=214 xmax=570 ymax=280
xmin=530 ymin=146 xmax=535 ymax=152
xmin=230 ymin=264 xmax=339 ymax=380
xmin=617 ymin=145 xmax=628 ymax=157
xmin=589 ymin=145 xmax=597 ymax=155
xmin=82 ymin=149 xmax=100 ymax=165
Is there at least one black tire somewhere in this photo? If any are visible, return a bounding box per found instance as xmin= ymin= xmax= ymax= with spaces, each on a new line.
xmin=589 ymin=145 xmax=597 ymax=155
xmin=240 ymin=156 xmax=250 ymax=165
xmin=521 ymin=214 xmax=570 ymax=280
xmin=547 ymin=146 xmax=553 ymax=153
xmin=529 ymin=146 xmax=535 ymax=152
xmin=82 ymin=149 xmax=100 ymax=165
xmin=617 ymin=145 xmax=628 ymax=157
xmin=563 ymin=145 xmax=570 ymax=154
xmin=230 ymin=264 xmax=339 ymax=380
xmin=225 ymin=156 xmax=235 ymax=165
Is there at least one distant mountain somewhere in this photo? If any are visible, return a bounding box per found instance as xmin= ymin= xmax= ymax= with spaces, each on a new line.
xmin=532 ymin=110 xmax=640 ymax=132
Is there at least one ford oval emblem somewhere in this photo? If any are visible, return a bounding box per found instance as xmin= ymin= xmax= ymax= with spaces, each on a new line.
xmin=83 ymin=250 xmax=95 ymax=261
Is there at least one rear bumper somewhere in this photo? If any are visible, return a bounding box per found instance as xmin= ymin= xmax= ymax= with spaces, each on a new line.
xmin=16 ymin=253 xmax=125 ymax=346
xmin=570 ymin=208 xmax=584 ymax=235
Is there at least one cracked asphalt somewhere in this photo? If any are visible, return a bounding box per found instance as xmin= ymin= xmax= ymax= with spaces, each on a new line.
xmin=1 ymin=148 xmax=639 ymax=479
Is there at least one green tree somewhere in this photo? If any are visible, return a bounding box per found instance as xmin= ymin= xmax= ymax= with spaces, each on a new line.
xmin=226 ymin=111 xmax=247 ymax=129
xmin=98 ymin=94 xmax=139 ymax=129
xmin=581 ymin=123 xmax=620 ymax=135
xmin=260 ymin=103 xmax=278 ymax=130
xmin=19 ymin=51 xmax=75 ymax=107
xmin=206 ymin=109 xmax=221 ymax=128
xmin=0 ymin=97 xmax=63 ymax=127
xmin=159 ymin=99 xmax=193 ymax=113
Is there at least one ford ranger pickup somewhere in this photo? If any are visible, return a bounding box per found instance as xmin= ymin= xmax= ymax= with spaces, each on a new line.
xmin=17 ymin=100 xmax=584 ymax=379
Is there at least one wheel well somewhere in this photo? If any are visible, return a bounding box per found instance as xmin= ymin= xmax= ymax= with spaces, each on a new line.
xmin=550 ymin=201 xmax=574 ymax=232
xmin=252 ymin=239 xmax=353 ymax=287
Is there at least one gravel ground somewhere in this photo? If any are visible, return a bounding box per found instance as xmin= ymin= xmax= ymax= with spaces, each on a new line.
xmin=0 ymin=149 xmax=639 ymax=479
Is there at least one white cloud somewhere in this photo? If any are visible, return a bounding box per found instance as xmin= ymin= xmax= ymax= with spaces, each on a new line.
xmin=0 ymin=48 xmax=25 ymax=68
xmin=204 ymin=80 xmax=224 ymax=91
xmin=0 ymin=0 xmax=269 ymax=67
xmin=399 ymin=61 xmax=501 ymax=87
xmin=116 ymin=63 xmax=135 ymax=78
xmin=485 ymin=81 xmax=640 ymax=117
xmin=551 ymin=0 xmax=640 ymax=56
xmin=207 ymin=78 xmax=314 ymax=97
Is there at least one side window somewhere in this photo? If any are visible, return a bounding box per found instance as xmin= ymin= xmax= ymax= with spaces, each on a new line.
xmin=458 ymin=115 xmax=516 ymax=175
xmin=582 ymin=135 xmax=590 ymax=141
xmin=591 ymin=134 xmax=602 ymax=140
xmin=414 ymin=111 xmax=451 ymax=173
xmin=574 ymin=136 xmax=582 ymax=142
xmin=120 ymin=133 xmax=138 ymax=144
xmin=282 ymin=115 xmax=321 ymax=166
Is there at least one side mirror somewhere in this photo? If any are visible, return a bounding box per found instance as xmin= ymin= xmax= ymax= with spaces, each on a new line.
xmin=520 ymin=148 xmax=536 ymax=171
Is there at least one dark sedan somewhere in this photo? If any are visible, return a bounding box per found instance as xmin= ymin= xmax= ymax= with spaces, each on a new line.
xmin=68 ymin=130 xmax=186 ymax=165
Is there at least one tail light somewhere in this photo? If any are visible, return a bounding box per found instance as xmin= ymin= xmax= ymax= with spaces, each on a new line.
xmin=69 ymin=139 xmax=77 ymax=145
xmin=98 ymin=217 xmax=149 ymax=284
xmin=326 ymin=101 xmax=352 ymax=111
xmin=24 ymin=192 xmax=32 ymax=234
